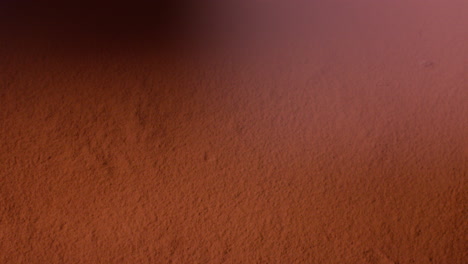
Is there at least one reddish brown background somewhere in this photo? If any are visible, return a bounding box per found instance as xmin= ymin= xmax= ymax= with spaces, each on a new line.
xmin=0 ymin=0 xmax=467 ymax=263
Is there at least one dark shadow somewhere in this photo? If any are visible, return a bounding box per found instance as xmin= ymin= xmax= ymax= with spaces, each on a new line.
xmin=0 ymin=0 xmax=199 ymax=54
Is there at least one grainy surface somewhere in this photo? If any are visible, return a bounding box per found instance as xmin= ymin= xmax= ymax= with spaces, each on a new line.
xmin=0 ymin=0 xmax=467 ymax=263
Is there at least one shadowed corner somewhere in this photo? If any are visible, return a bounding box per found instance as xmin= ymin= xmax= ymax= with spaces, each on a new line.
xmin=0 ymin=0 xmax=202 ymax=57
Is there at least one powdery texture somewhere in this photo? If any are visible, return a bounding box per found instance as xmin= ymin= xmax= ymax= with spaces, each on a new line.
xmin=0 ymin=0 xmax=467 ymax=263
